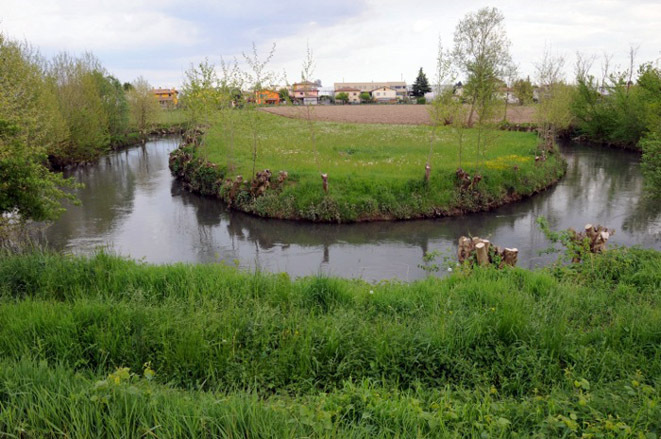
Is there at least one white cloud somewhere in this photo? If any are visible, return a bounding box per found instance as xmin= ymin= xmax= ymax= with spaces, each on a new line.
xmin=0 ymin=0 xmax=200 ymax=52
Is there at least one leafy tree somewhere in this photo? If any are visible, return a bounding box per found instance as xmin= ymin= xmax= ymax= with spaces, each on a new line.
xmin=127 ymin=77 xmax=160 ymax=136
xmin=512 ymin=77 xmax=534 ymax=105
xmin=412 ymin=68 xmax=431 ymax=97
xmin=0 ymin=33 xmax=76 ymax=224
xmin=359 ymin=92 xmax=372 ymax=103
xmin=452 ymin=6 xmax=513 ymax=171
xmin=49 ymin=52 xmax=110 ymax=162
xmin=181 ymin=58 xmax=222 ymax=127
xmin=335 ymin=92 xmax=349 ymax=104
xmin=94 ymin=73 xmax=129 ymax=140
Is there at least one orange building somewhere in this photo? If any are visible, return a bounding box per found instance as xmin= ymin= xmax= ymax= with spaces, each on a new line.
xmin=255 ymin=89 xmax=281 ymax=105
xmin=153 ymin=88 xmax=179 ymax=108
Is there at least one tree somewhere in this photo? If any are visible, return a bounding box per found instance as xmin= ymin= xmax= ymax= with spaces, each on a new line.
xmin=512 ymin=77 xmax=534 ymax=105
xmin=49 ymin=52 xmax=111 ymax=162
xmin=0 ymin=33 xmax=76 ymax=225
xmin=242 ymin=42 xmax=277 ymax=177
xmin=335 ymin=92 xmax=349 ymax=104
xmin=181 ymin=58 xmax=222 ymax=127
xmin=535 ymin=48 xmax=572 ymax=153
xmin=94 ymin=74 xmax=129 ymax=141
xmin=359 ymin=92 xmax=372 ymax=103
xmin=452 ymin=6 xmax=513 ymax=172
xmin=427 ymin=37 xmax=459 ymax=180
xmin=412 ymin=68 xmax=431 ymax=97
xmin=453 ymin=7 xmax=512 ymax=126
xmin=127 ymin=77 xmax=160 ymax=136
xmin=278 ymin=87 xmax=290 ymax=103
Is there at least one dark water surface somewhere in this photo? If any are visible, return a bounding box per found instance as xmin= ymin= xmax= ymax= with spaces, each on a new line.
xmin=44 ymin=137 xmax=661 ymax=281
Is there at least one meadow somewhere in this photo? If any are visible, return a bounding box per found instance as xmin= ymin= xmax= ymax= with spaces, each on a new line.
xmin=170 ymin=110 xmax=566 ymax=222
xmin=0 ymin=248 xmax=660 ymax=437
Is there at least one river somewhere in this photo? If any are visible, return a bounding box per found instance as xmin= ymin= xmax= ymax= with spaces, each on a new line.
xmin=43 ymin=137 xmax=661 ymax=281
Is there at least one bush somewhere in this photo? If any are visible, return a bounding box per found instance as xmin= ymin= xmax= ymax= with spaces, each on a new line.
xmin=641 ymin=130 xmax=661 ymax=197
xmin=416 ymin=96 xmax=426 ymax=105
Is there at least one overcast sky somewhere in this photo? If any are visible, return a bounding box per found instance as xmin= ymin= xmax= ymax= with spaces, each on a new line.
xmin=2 ymin=0 xmax=661 ymax=88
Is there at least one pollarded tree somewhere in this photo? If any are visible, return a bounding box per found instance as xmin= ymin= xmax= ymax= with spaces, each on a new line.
xmin=412 ymin=68 xmax=431 ymax=97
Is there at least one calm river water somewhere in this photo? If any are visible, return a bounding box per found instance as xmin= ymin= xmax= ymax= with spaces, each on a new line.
xmin=44 ymin=137 xmax=661 ymax=281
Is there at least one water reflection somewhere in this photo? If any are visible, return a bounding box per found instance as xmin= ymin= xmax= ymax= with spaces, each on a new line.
xmin=44 ymin=138 xmax=661 ymax=281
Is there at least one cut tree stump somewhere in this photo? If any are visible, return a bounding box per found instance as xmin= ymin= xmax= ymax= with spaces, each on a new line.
xmin=457 ymin=236 xmax=518 ymax=268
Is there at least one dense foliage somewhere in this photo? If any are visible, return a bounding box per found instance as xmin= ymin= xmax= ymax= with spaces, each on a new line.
xmin=0 ymin=34 xmax=77 ymax=222
xmin=0 ymin=248 xmax=659 ymax=436
xmin=571 ymin=64 xmax=661 ymax=149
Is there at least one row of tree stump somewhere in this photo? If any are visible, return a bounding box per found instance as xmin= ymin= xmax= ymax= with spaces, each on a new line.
xmin=457 ymin=236 xmax=518 ymax=267
xmin=456 ymin=224 xmax=614 ymax=268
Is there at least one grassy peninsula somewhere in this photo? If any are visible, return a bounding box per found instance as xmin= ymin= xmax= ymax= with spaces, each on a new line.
xmin=0 ymin=248 xmax=660 ymax=437
xmin=169 ymin=111 xmax=566 ymax=222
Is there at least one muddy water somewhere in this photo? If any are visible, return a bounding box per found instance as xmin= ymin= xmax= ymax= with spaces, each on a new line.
xmin=44 ymin=137 xmax=661 ymax=281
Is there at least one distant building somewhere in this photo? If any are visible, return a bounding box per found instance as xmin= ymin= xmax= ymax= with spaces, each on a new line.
xmin=291 ymin=81 xmax=319 ymax=105
xmin=334 ymin=81 xmax=407 ymax=98
xmin=370 ymin=86 xmax=398 ymax=103
xmin=334 ymin=87 xmax=361 ymax=104
xmin=153 ymin=88 xmax=179 ymax=108
xmin=255 ymin=89 xmax=281 ymax=105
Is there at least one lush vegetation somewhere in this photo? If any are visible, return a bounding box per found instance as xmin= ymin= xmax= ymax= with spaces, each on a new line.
xmin=571 ymin=64 xmax=661 ymax=150
xmin=0 ymin=31 xmax=188 ymax=228
xmin=170 ymin=111 xmax=565 ymax=222
xmin=0 ymin=247 xmax=659 ymax=436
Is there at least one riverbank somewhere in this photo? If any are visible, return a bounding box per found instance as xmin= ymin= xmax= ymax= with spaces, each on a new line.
xmin=0 ymin=248 xmax=659 ymax=436
xmin=169 ymin=111 xmax=566 ymax=223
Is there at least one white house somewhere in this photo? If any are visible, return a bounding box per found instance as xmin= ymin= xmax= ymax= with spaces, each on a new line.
xmin=370 ymin=86 xmax=397 ymax=102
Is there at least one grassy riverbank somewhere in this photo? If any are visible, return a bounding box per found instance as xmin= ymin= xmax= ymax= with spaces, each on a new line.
xmin=0 ymin=249 xmax=660 ymax=437
xmin=170 ymin=111 xmax=566 ymax=222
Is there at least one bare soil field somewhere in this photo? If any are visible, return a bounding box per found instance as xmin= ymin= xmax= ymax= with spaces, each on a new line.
xmin=261 ymin=104 xmax=536 ymax=125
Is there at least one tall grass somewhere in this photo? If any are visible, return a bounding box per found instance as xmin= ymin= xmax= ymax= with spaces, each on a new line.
xmin=0 ymin=249 xmax=660 ymax=436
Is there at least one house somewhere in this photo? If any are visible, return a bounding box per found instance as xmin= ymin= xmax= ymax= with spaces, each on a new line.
xmin=291 ymin=81 xmax=319 ymax=105
xmin=370 ymin=86 xmax=397 ymax=103
xmin=334 ymin=87 xmax=361 ymax=104
xmin=334 ymin=81 xmax=407 ymax=98
xmin=153 ymin=88 xmax=179 ymax=108
xmin=255 ymin=89 xmax=281 ymax=105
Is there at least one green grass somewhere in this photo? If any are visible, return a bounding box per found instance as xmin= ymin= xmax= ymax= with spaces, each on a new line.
xmin=172 ymin=110 xmax=566 ymax=222
xmin=0 ymin=249 xmax=660 ymax=436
